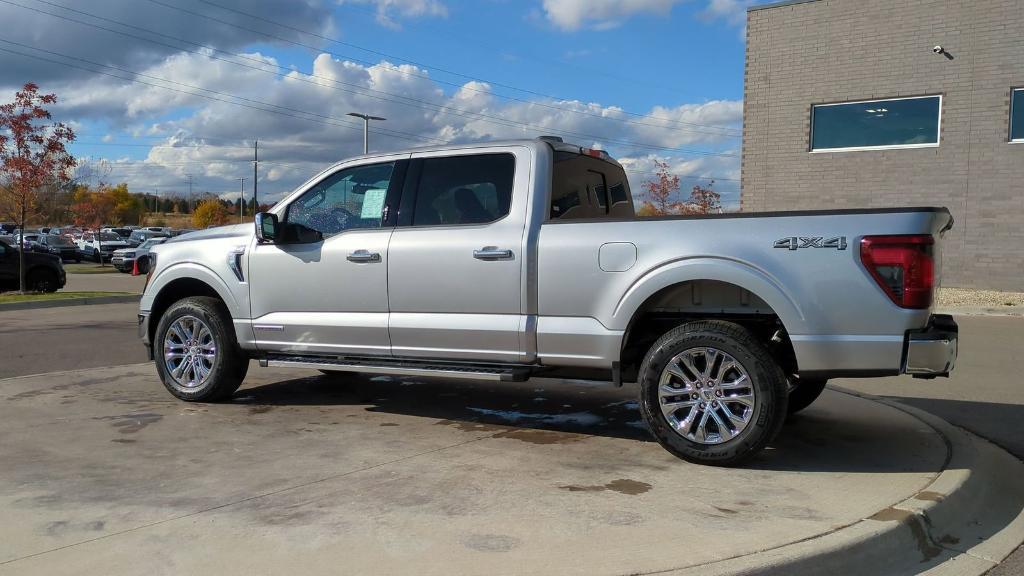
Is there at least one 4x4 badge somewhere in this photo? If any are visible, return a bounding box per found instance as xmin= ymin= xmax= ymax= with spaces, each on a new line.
xmin=774 ymin=236 xmax=848 ymax=251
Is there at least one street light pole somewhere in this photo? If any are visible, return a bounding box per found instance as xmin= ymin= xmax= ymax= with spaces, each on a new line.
xmin=347 ymin=112 xmax=386 ymax=154
xmin=238 ymin=177 xmax=246 ymax=223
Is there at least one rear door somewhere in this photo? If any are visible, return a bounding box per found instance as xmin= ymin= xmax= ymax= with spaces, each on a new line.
xmin=387 ymin=147 xmax=531 ymax=363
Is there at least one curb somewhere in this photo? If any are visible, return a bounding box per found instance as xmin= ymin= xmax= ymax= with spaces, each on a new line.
xmin=0 ymin=294 xmax=140 ymax=312
xmin=663 ymin=388 xmax=1024 ymax=576
xmin=937 ymin=306 xmax=1024 ymax=318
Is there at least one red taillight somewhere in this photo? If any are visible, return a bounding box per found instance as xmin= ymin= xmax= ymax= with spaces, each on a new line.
xmin=860 ymin=235 xmax=935 ymax=309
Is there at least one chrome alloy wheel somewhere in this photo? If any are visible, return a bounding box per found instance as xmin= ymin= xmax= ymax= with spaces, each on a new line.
xmin=163 ymin=315 xmax=217 ymax=390
xmin=657 ymin=347 xmax=756 ymax=445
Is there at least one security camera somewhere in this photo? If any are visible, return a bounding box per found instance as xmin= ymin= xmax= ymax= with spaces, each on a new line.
xmin=932 ymin=45 xmax=945 ymax=55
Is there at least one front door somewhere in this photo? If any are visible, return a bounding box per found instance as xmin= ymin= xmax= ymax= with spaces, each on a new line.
xmin=387 ymin=148 xmax=530 ymax=363
xmin=248 ymin=158 xmax=405 ymax=356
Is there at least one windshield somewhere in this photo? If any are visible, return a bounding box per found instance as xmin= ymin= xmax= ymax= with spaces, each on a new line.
xmin=99 ymin=233 xmax=122 ymax=241
xmin=46 ymin=235 xmax=73 ymax=246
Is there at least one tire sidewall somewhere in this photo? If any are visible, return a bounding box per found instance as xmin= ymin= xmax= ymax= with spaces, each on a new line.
xmin=154 ymin=298 xmax=237 ymax=401
xmin=638 ymin=324 xmax=786 ymax=465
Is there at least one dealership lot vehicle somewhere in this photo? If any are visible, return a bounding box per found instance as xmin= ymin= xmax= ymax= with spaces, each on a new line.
xmin=0 ymin=237 xmax=66 ymax=292
xmin=77 ymin=232 xmax=130 ymax=263
xmin=36 ymin=234 xmax=81 ymax=262
xmin=112 ymin=237 xmax=166 ymax=273
xmin=139 ymin=137 xmax=958 ymax=466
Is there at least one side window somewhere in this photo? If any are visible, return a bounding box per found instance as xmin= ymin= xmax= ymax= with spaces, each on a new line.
xmin=551 ymin=152 xmax=628 ymax=220
xmin=412 ymin=153 xmax=515 ymax=226
xmin=286 ymin=162 xmax=395 ymax=237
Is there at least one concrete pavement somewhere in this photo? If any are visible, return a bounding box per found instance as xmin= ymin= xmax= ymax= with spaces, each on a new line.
xmin=2 ymin=306 xmax=1023 ymax=574
xmin=1 ymin=362 xmax=1022 ymax=575
xmin=62 ymin=270 xmax=146 ymax=294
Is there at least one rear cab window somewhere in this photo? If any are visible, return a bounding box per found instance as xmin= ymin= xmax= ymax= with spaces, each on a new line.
xmin=549 ymin=150 xmax=634 ymax=221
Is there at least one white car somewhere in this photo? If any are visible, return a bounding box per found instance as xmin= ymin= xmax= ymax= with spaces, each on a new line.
xmin=77 ymin=232 xmax=131 ymax=262
xmin=112 ymin=237 xmax=167 ymax=273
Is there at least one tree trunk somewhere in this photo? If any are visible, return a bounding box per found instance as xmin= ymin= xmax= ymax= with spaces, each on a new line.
xmin=18 ymin=200 xmax=26 ymax=294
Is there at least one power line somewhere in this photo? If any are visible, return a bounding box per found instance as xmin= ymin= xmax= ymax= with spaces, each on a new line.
xmin=144 ymin=0 xmax=742 ymax=138
xmin=10 ymin=0 xmax=740 ymax=157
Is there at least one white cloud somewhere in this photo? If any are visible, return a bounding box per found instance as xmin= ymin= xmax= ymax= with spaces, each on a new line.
xmin=540 ymin=0 xmax=755 ymax=30
xmin=340 ymin=0 xmax=448 ymax=29
xmin=542 ymin=0 xmax=683 ymax=31
xmin=43 ymin=48 xmax=740 ymax=204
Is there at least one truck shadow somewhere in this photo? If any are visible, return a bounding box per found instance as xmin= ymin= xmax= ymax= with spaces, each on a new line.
xmin=232 ymin=374 xmax=949 ymax=473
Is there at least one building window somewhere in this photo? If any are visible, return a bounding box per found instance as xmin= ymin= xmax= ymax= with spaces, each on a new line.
xmin=1011 ymin=89 xmax=1024 ymax=142
xmin=810 ymin=95 xmax=941 ymax=152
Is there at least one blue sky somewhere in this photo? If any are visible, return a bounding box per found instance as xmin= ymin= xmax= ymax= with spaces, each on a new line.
xmin=0 ymin=0 xmax=763 ymax=206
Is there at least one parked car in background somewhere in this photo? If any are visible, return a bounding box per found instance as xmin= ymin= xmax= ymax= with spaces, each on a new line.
xmin=127 ymin=229 xmax=170 ymax=247
xmin=102 ymin=227 xmax=132 ymax=239
xmin=36 ymin=234 xmax=81 ymax=262
xmin=14 ymin=232 xmax=43 ymax=252
xmin=112 ymin=237 xmax=166 ymax=273
xmin=77 ymin=231 xmax=131 ymax=262
xmin=0 ymin=237 xmax=65 ymax=292
xmin=0 ymin=223 xmax=15 ymax=236
xmin=169 ymin=228 xmax=196 ymax=237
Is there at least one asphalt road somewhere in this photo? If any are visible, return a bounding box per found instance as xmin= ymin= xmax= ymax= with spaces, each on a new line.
xmin=1 ymin=304 xmax=1022 ymax=573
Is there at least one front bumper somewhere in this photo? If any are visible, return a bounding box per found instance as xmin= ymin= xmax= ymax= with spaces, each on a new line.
xmin=139 ymin=314 xmax=153 ymax=360
xmin=904 ymin=314 xmax=958 ymax=378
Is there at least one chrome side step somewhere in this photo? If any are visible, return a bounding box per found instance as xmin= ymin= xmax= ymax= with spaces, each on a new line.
xmin=262 ymin=354 xmax=533 ymax=382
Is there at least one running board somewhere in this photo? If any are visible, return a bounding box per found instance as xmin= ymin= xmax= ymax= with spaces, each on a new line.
xmin=261 ymin=354 xmax=533 ymax=382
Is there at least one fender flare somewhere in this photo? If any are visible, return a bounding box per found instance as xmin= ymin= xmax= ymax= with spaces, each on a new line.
xmin=610 ymin=256 xmax=807 ymax=335
xmin=143 ymin=261 xmax=242 ymax=318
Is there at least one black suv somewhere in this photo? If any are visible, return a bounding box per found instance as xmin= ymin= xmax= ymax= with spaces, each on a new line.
xmin=0 ymin=238 xmax=66 ymax=292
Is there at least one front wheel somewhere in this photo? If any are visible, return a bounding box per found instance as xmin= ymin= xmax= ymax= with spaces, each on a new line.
xmin=638 ymin=320 xmax=788 ymax=467
xmin=154 ymin=296 xmax=248 ymax=402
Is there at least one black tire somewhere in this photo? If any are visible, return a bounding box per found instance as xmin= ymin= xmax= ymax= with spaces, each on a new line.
xmin=27 ymin=269 xmax=59 ymax=293
xmin=154 ymin=296 xmax=248 ymax=402
xmin=638 ymin=320 xmax=788 ymax=467
xmin=92 ymin=248 xmax=100 ymax=263
xmin=787 ymin=377 xmax=828 ymax=415
xmin=136 ymin=257 xmax=149 ymax=274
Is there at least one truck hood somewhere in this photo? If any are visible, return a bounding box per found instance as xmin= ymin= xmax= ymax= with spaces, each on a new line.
xmin=165 ymin=223 xmax=252 ymax=244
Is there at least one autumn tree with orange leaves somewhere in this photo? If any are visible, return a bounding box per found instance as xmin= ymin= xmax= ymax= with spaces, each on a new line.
xmin=0 ymin=83 xmax=76 ymax=293
xmin=637 ymin=160 xmax=723 ymax=216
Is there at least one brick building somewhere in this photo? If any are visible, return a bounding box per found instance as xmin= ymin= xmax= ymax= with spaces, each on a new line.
xmin=741 ymin=0 xmax=1024 ymax=290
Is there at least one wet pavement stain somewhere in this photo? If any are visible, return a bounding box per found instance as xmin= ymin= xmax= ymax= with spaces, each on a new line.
xmin=560 ymin=479 xmax=652 ymax=496
xmin=248 ymin=405 xmax=274 ymax=414
xmin=869 ymin=507 xmax=943 ymax=562
xmin=462 ymin=533 xmax=522 ymax=553
xmin=492 ymin=428 xmax=583 ymax=445
xmin=110 ymin=438 xmax=137 ymax=444
xmin=915 ymin=491 xmax=945 ymax=502
xmin=379 ymin=422 xmax=399 ymax=427
xmin=94 ymin=413 xmax=163 ymax=434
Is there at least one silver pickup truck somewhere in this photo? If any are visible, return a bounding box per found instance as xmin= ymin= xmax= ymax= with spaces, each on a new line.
xmin=138 ymin=137 xmax=957 ymax=466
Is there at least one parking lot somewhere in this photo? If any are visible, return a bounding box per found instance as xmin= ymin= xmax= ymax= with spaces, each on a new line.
xmin=1 ymin=304 xmax=1023 ymax=575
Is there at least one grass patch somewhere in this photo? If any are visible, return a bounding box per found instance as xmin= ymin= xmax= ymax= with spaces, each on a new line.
xmin=0 ymin=291 xmax=134 ymax=304
xmin=64 ymin=263 xmax=122 ymax=274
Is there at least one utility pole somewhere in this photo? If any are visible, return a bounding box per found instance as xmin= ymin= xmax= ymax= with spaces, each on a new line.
xmin=185 ymin=174 xmax=194 ymax=213
xmin=238 ymin=177 xmax=246 ymax=223
xmin=252 ymin=140 xmax=258 ymax=210
xmin=347 ymin=112 xmax=386 ymax=154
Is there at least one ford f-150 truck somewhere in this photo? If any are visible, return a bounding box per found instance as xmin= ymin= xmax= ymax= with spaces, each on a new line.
xmin=138 ymin=137 xmax=957 ymax=465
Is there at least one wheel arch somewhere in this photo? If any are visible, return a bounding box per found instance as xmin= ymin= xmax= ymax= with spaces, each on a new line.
xmin=614 ymin=258 xmax=805 ymax=381
xmin=145 ymin=264 xmax=239 ymax=346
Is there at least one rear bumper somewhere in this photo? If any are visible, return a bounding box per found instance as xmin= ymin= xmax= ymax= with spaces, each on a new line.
xmin=903 ymin=314 xmax=958 ymax=378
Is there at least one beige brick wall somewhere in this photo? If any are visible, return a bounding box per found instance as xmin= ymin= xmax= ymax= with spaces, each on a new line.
xmin=742 ymin=0 xmax=1024 ymax=290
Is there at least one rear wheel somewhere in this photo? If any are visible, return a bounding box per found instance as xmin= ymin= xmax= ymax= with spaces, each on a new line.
xmin=638 ymin=320 xmax=788 ymax=466
xmin=787 ymin=377 xmax=828 ymax=414
xmin=154 ymin=296 xmax=248 ymax=402
xmin=27 ymin=269 xmax=59 ymax=293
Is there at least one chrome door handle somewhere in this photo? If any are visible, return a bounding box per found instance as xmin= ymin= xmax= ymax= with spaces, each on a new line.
xmin=347 ymin=250 xmax=381 ymax=263
xmin=473 ymin=246 xmax=513 ymax=260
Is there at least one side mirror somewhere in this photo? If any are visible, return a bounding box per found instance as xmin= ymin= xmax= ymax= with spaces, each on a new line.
xmin=255 ymin=212 xmax=278 ymax=243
